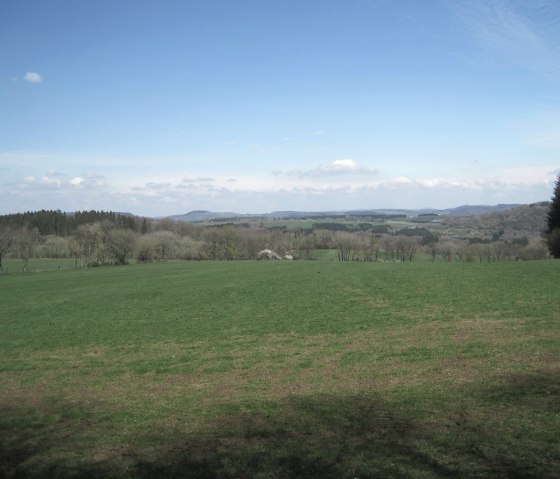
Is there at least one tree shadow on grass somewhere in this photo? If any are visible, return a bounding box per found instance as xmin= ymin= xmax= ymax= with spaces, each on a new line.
xmin=132 ymin=394 xmax=455 ymax=479
xmin=1 ymin=371 xmax=559 ymax=478
xmin=132 ymin=385 xmax=560 ymax=479
xmin=482 ymin=368 xmax=560 ymax=411
xmin=0 ymin=401 xmax=116 ymax=479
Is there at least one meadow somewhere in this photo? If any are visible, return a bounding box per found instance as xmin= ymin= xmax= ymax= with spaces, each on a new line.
xmin=1 ymin=260 xmax=559 ymax=478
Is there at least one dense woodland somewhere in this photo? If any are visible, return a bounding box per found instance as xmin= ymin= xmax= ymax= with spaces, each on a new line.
xmin=0 ymin=202 xmax=552 ymax=273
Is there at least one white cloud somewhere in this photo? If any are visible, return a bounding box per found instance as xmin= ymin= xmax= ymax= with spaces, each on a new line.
xmin=69 ymin=177 xmax=84 ymax=186
xmin=182 ymin=177 xmax=215 ymax=183
xmin=69 ymin=173 xmax=105 ymax=188
xmin=19 ymin=174 xmax=62 ymax=188
xmin=24 ymin=72 xmax=42 ymax=83
xmin=281 ymin=159 xmax=379 ymax=178
xmin=12 ymin=171 xmax=106 ymax=190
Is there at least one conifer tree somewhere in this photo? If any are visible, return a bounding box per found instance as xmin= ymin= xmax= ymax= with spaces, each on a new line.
xmin=546 ymin=173 xmax=560 ymax=258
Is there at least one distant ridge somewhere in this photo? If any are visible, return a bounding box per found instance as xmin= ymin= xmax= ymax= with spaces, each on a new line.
xmin=441 ymin=204 xmax=522 ymax=216
xmin=166 ymin=204 xmax=523 ymax=222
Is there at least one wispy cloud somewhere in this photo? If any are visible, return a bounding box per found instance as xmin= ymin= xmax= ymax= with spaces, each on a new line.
xmin=69 ymin=174 xmax=106 ymax=188
xmin=16 ymin=172 xmax=106 ymax=190
xmin=182 ymin=177 xmax=215 ymax=183
xmin=24 ymin=72 xmax=42 ymax=83
xmin=452 ymin=0 xmax=560 ymax=78
xmin=279 ymin=159 xmax=379 ymax=178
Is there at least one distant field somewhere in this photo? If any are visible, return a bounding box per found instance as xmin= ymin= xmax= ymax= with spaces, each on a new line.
xmin=2 ymin=258 xmax=77 ymax=273
xmin=1 ymin=260 xmax=559 ymax=478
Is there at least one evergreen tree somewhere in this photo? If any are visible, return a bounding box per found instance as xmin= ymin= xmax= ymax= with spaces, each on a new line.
xmin=546 ymin=173 xmax=560 ymax=258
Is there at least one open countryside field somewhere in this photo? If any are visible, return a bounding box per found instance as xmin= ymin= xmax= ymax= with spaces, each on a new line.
xmin=1 ymin=260 xmax=559 ymax=478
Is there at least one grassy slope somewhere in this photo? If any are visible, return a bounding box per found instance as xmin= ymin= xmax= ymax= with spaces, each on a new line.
xmin=1 ymin=261 xmax=559 ymax=478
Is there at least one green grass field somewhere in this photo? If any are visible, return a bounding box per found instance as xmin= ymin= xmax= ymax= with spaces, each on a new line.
xmin=2 ymin=258 xmax=77 ymax=273
xmin=1 ymin=260 xmax=559 ymax=478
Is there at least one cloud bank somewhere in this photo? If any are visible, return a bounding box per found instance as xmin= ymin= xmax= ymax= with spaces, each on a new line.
xmin=1 ymin=164 xmax=555 ymax=217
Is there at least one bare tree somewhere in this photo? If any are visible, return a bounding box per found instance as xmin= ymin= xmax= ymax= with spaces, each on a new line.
xmin=137 ymin=230 xmax=178 ymax=262
xmin=220 ymin=226 xmax=240 ymax=260
xmin=74 ymin=223 xmax=105 ymax=266
xmin=382 ymin=236 xmax=396 ymax=261
xmin=68 ymin=237 xmax=81 ymax=268
xmin=239 ymin=228 xmax=266 ymax=259
xmin=137 ymin=234 xmax=158 ymax=262
xmin=311 ymin=229 xmax=334 ymax=250
xmin=16 ymin=227 xmax=40 ymax=272
xmin=268 ymin=229 xmax=293 ymax=257
xmin=438 ymin=241 xmax=456 ymax=262
xmin=37 ymin=235 xmax=69 ymax=258
xmin=394 ymin=236 xmax=418 ymax=262
xmin=298 ymin=233 xmax=316 ymax=260
xmin=0 ymin=226 xmax=16 ymax=273
xmin=106 ymin=229 xmax=138 ymax=265
xmin=152 ymin=230 xmax=177 ymax=260
xmin=176 ymin=235 xmax=206 ymax=260
xmin=358 ymin=230 xmax=378 ymax=261
xmin=202 ymin=228 xmax=221 ymax=259
xmin=426 ymin=239 xmax=439 ymax=262
xmin=334 ymin=232 xmax=358 ymax=261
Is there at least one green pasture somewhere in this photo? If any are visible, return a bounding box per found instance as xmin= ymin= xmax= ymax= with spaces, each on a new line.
xmin=2 ymin=258 xmax=77 ymax=273
xmin=1 ymin=260 xmax=559 ymax=478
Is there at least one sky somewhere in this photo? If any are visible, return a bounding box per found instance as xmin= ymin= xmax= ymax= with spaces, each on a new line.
xmin=1 ymin=0 xmax=559 ymax=216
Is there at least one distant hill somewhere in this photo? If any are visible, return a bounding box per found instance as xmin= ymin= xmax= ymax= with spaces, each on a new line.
xmin=167 ymin=211 xmax=245 ymax=222
xmin=167 ymin=204 xmax=523 ymax=222
xmin=442 ymin=202 xmax=549 ymax=240
xmin=439 ymin=204 xmax=522 ymax=216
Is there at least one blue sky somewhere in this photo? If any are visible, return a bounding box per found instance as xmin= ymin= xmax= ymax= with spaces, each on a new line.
xmin=1 ymin=0 xmax=559 ymax=216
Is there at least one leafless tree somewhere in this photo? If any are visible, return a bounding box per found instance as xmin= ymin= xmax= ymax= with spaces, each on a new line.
xmin=106 ymin=229 xmax=138 ymax=265
xmin=382 ymin=236 xmax=396 ymax=261
xmin=220 ymin=226 xmax=240 ymax=260
xmin=298 ymin=233 xmax=316 ymax=260
xmin=16 ymin=227 xmax=40 ymax=272
xmin=202 ymin=228 xmax=221 ymax=259
xmin=334 ymin=232 xmax=358 ymax=261
xmin=238 ymin=228 xmax=266 ymax=259
xmin=394 ymin=236 xmax=418 ymax=262
xmin=0 ymin=226 xmax=16 ymax=273
xmin=358 ymin=230 xmax=378 ymax=261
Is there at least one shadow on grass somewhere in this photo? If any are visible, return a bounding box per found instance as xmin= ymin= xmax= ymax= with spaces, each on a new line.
xmin=1 ymin=370 xmax=559 ymax=478
xmin=132 ymin=394 xmax=454 ymax=479
xmin=483 ymin=368 xmax=560 ymax=411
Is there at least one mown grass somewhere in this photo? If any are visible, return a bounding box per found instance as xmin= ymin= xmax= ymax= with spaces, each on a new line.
xmin=1 ymin=260 xmax=559 ymax=478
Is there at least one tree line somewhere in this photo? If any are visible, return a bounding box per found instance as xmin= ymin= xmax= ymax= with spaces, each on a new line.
xmin=5 ymin=176 xmax=560 ymax=273
xmin=0 ymin=213 xmax=552 ymax=274
xmin=0 ymin=209 xmax=146 ymax=236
